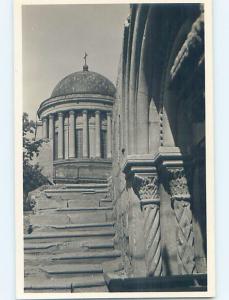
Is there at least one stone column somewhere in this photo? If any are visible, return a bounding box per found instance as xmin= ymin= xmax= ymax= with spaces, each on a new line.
xmin=42 ymin=117 xmax=48 ymax=139
xmin=69 ymin=110 xmax=75 ymax=158
xmin=128 ymin=7 xmax=142 ymax=155
xmin=82 ymin=110 xmax=88 ymax=158
xmin=48 ymin=114 xmax=54 ymax=140
xmin=133 ymin=168 xmax=162 ymax=276
xmin=64 ymin=116 xmax=69 ymax=159
xmin=107 ymin=112 xmax=112 ymax=159
xmin=165 ymin=166 xmax=196 ymax=275
xmin=95 ymin=110 xmax=101 ymax=158
xmin=58 ymin=112 xmax=64 ymax=159
xmin=136 ymin=14 xmax=150 ymax=154
xmin=48 ymin=114 xmax=54 ymax=160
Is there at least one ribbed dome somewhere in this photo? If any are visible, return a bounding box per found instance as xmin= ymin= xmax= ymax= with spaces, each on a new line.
xmin=51 ymin=70 xmax=116 ymax=98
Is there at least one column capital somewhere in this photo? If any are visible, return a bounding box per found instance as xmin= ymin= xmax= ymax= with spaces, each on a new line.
xmin=69 ymin=110 xmax=75 ymax=116
xmin=95 ymin=110 xmax=100 ymax=115
xmin=133 ymin=173 xmax=160 ymax=206
xmin=165 ymin=166 xmax=191 ymax=203
xmin=107 ymin=111 xmax=112 ymax=117
xmin=58 ymin=112 xmax=64 ymax=117
xmin=82 ymin=110 xmax=88 ymax=115
xmin=48 ymin=114 xmax=54 ymax=120
xmin=42 ymin=116 xmax=48 ymax=121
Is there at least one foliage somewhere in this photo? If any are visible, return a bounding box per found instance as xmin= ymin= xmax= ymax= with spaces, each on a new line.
xmin=23 ymin=112 xmax=49 ymax=210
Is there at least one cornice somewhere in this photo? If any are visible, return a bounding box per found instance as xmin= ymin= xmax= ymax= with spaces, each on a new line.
xmin=37 ymin=93 xmax=115 ymax=117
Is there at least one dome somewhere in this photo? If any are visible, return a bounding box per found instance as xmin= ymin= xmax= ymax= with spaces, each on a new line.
xmin=51 ymin=69 xmax=116 ymax=98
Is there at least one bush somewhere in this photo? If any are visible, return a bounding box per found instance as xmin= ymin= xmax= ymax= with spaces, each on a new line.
xmin=23 ymin=112 xmax=49 ymax=210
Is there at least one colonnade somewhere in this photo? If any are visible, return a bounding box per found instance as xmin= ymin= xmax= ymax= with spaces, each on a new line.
xmin=42 ymin=110 xmax=112 ymax=160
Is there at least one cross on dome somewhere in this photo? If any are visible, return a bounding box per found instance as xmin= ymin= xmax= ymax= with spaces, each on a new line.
xmin=83 ymin=52 xmax=89 ymax=71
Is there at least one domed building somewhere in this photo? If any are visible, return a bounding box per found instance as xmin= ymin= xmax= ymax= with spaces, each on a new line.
xmin=36 ymin=63 xmax=116 ymax=183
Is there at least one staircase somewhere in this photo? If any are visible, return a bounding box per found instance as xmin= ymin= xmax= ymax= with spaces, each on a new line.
xmin=24 ymin=183 xmax=123 ymax=293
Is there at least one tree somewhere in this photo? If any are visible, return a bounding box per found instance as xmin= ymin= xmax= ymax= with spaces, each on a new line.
xmin=23 ymin=112 xmax=49 ymax=210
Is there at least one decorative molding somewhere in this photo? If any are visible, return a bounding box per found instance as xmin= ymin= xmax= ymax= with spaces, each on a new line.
xmin=170 ymin=12 xmax=204 ymax=81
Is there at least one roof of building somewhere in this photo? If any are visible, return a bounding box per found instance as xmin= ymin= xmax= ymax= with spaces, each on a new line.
xmin=51 ymin=67 xmax=116 ymax=98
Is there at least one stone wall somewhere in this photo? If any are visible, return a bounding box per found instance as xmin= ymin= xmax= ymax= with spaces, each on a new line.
xmin=53 ymin=159 xmax=112 ymax=183
xmin=37 ymin=139 xmax=53 ymax=182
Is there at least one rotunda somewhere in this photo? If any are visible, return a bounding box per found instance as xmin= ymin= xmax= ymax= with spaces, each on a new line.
xmin=37 ymin=63 xmax=116 ymax=183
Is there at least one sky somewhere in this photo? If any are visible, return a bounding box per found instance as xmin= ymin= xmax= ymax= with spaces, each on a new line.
xmin=22 ymin=4 xmax=129 ymax=120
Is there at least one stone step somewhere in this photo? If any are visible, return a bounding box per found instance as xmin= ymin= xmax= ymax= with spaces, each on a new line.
xmin=29 ymin=210 xmax=112 ymax=225
xmin=99 ymin=200 xmax=112 ymax=207
xmin=24 ymin=240 xmax=114 ymax=253
xmin=37 ymin=207 xmax=114 ymax=223
xmin=100 ymin=198 xmax=112 ymax=202
xmin=45 ymin=188 xmax=108 ymax=193
xmin=72 ymin=285 xmax=108 ymax=292
xmin=24 ymin=250 xmax=121 ymax=266
xmin=25 ymin=264 xmax=104 ymax=278
xmin=43 ymin=264 xmax=103 ymax=275
xmin=45 ymin=189 xmax=108 ymax=199
xmin=24 ymin=229 xmax=115 ymax=244
xmin=64 ymin=183 xmax=108 ymax=189
xmin=36 ymin=198 xmax=113 ymax=210
xmin=31 ymin=221 xmax=114 ymax=233
xmin=25 ymin=257 xmax=123 ymax=280
xmin=24 ymin=277 xmax=107 ymax=293
xmin=55 ymin=206 xmax=113 ymax=212
xmin=53 ymin=249 xmax=121 ymax=260
xmin=35 ymin=198 xmax=103 ymax=211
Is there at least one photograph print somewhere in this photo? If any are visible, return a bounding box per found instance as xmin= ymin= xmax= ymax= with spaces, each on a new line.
xmin=16 ymin=0 xmax=214 ymax=298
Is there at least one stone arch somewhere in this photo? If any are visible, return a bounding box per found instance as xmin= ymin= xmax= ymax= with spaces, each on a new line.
xmin=161 ymin=6 xmax=203 ymax=149
xmin=160 ymin=7 xmax=207 ymax=273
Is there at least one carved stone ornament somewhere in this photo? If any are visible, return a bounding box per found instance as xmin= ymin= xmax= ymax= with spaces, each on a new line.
xmin=167 ymin=166 xmax=196 ymax=275
xmin=132 ymin=173 xmax=162 ymax=276
xmin=167 ymin=167 xmax=191 ymax=202
xmin=170 ymin=11 xmax=204 ymax=81
xmin=133 ymin=174 xmax=160 ymax=201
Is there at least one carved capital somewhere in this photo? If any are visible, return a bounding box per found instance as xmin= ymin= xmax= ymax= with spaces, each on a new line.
xmin=166 ymin=167 xmax=191 ymax=202
xmin=69 ymin=110 xmax=75 ymax=116
xmin=58 ymin=112 xmax=64 ymax=118
xmin=48 ymin=114 xmax=54 ymax=120
xmin=133 ymin=173 xmax=160 ymax=204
